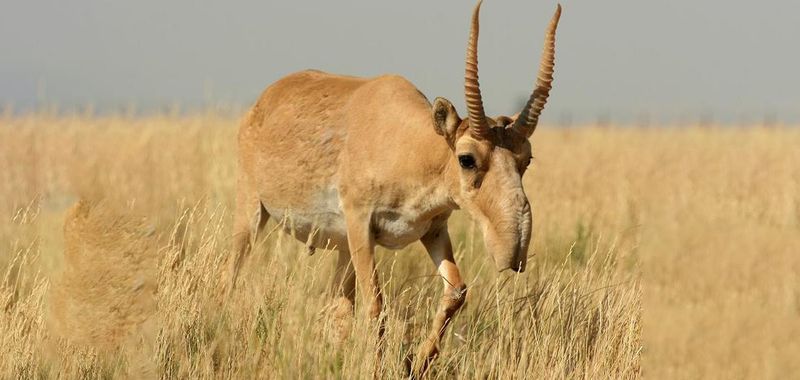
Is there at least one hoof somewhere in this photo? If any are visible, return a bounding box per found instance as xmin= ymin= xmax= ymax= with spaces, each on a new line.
xmin=409 ymin=340 xmax=439 ymax=378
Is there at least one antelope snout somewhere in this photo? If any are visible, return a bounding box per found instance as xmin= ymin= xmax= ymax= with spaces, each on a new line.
xmin=485 ymin=199 xmax=532 ymax=273
xmin=497 ymin=243 xmax=527 ymax=273
xmin=509 ymin=250 xmax=526 ymax=273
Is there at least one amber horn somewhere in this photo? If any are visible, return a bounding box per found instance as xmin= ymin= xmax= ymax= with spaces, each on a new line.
xmin=512 ymin=4 xmax=562 ymax=137
xmin=465 ymin=0 xmax=490 ymax=139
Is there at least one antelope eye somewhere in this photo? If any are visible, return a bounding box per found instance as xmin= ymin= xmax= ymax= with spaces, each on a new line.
xmin=458 ymin=154 xmax=476 ymax=169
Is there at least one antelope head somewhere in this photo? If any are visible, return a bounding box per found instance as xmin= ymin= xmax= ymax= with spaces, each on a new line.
xmin=433 ymin=1 xmax=561 ymax=272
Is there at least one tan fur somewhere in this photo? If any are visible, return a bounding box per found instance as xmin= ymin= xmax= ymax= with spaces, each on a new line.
xmin=229 ymin=2 xmax=561 ymax=375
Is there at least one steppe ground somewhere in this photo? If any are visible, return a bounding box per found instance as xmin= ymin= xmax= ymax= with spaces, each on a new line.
xmin=0 ymin=112 xmax=797 ymax=378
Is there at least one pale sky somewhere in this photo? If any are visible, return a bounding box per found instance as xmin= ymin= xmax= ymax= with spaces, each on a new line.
xmin=2 ymin=0 xmax=799 ymax=124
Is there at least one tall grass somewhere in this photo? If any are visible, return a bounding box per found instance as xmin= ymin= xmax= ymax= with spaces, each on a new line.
xmin=0 ymin=113 xmax=793 ymax=378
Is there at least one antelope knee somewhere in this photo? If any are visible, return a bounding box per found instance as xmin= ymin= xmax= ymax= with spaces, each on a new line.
xmin=443 ymin=284 xmax=467 ymax=314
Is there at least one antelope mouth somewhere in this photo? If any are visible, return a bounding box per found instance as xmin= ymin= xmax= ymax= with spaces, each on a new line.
xmin=496 ymin=244 xmax=526 ymax=273
xmin=509 ymin=258 xmax=524 ymax=273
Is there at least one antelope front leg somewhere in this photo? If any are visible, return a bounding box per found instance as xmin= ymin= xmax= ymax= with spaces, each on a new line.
xmin=413 ymin=221 xmax=466 ymax=376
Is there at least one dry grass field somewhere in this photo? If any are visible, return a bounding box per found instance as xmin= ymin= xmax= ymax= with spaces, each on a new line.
xmin=0 ymin=113 xmax=797 ymax=379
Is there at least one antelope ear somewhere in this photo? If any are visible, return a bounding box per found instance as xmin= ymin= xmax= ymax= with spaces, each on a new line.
xmin=432 ymin=97 xmax=460 ymax=143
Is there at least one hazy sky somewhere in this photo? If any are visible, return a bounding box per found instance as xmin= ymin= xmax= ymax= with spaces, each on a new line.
xmin=2 ymin=0 xmax=799 ymax=123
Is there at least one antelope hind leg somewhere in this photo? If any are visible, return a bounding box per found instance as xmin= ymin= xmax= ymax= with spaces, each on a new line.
xmin=329 ymin=249 xmax=356 ymax=343
xmin=227 ymin=184 xmax=268 ymax=297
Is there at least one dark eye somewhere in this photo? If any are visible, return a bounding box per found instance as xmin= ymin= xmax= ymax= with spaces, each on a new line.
xmin=458 ymin=154 xmax=476 ymax=169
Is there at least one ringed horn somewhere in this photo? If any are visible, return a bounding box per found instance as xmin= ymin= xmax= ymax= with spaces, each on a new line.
xmin=464 ymin=0 xmax=490 ymax=139
xmin=464 ymin=2 xmax=562 ymax=139
xmin=512 ymin=4 xmax=562 ymax=137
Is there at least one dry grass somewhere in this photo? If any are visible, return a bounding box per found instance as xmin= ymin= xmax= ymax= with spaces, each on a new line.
xmin=0 ymin=113 xmax=795 ymax=378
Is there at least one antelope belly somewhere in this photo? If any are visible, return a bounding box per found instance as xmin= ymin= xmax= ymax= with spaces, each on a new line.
xmin=265 ymin=207 xmax=348 ymax=250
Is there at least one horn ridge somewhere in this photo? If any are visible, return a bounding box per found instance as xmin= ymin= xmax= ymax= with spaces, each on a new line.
xmin=513 ymin=4 xmax=562 ymax=137
xmin=465 ymin=0 xmax=490 ymax=139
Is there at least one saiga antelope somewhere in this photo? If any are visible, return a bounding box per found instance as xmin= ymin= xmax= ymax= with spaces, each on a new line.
xmin=229 ymin=1 xmax=562 ymax=374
